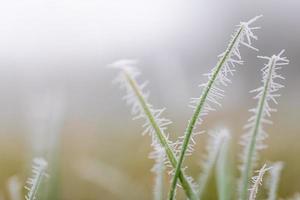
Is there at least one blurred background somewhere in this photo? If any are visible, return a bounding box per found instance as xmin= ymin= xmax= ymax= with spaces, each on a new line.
xmin=0 ymin=0 xmax=299 ymax=199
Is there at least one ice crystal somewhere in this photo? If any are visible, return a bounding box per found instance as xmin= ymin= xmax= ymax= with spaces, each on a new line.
xmin=25 ymin=158 xmax=48 ymax=200
xmin=249 ymin=164 xmax=270 ymax=200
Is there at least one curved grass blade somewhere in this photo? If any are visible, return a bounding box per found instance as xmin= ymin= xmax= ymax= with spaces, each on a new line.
xmin=197 ymin=128 xmax=230 ymax=198
xmin=150 ymin=147 xmax=165 ymax=200
xmin=168 ymin=15 xmax=262 ymax=200
xmin=215 ymin=130 xmax=233 ymax=200
xmin=266 ymin=162 xmax=284 ymax=200
xmin=111 ymin=61 xmax=198 ymax=200
xmin=249 ymin=164 xmax=270 ymax=200
xmin=25 ymin=158 xmax=48 ymax=200
xmin=239 ymin=50 xmax=289 ymax=200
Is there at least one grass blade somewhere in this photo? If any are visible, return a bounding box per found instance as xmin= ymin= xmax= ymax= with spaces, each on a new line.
xmin=150 ymin=147 xmax=165 ymax=200
xmin=168 ymin=15 xmax=262 ymax=200
xmin=249 ymin=164 xmax=270 ymax=200
xmin=197 ymin=128 xmax=229 ymax=198
xmin=111 ymin=62 xmax=198 ymax=200
xmin=215 ymin=130 xmax=233 ymax=200
xmin=266 ymin=162 xmax=284 ymax=200
xmin=25 ymin=158 xmax=48 ymax=200
xmin=240 ymin=50 xmax=289 ymax=200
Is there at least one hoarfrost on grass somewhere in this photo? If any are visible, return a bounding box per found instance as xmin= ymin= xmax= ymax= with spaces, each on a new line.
xmin=197 ymin=128 xmax=230 ymax=197
xmin=169 ymin=15 xmax=262 ymax=200
xmin=240 ymin=50 xmax=289 ymax=200
xmin=249 ymin=164 xmax=271 ymax=200
xmin=110 ymin=61 xmax=198 ymax=200
xmin=25 ymin=158 xmax=48 ymax=200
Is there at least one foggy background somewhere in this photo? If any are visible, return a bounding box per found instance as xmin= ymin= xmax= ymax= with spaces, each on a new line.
xmin=0 ymin=0 xmax=299 ymax=199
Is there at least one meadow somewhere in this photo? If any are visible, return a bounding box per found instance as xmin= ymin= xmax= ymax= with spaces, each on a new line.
xmin=0 ymin=1 xmax=300 ymax=200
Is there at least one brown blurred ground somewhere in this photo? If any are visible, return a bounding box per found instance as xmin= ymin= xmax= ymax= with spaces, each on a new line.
xmin=0 ymin=107 xmax=299 ymax=199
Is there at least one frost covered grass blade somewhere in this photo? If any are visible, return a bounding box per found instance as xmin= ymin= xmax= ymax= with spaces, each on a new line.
xmin=110 ymin=60 xmax=198 ymax=200
xmin=249 ymin=164 xmax=271 ymax=200
xmin=150 ymin=146 xmax=165 ymax=200
xmin=240 ymin=50 xmax=289 ymax=200
xmin=197 ymin=128 xmax=230 ymax=198
xmin=266 ymin=162 xmax=284 ymax=200
xmin=216 ymin=131 xmax=233 ymax=200
xmin=25 ymin=158 xmax=48 ymax=200
xmin=168 ymin=15 xmax=262 ymax=200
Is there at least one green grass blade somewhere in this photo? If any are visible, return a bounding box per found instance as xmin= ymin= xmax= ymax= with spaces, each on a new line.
xmin=25 ymin=158 xmax=48 ymax=200
xmin=111 ymin=63 xmax=198 ymax=200
xmin=240 ymin=51 xmax=289 ymax=200
xmin=266 ymin=162 xmax=284 ymax=200
xmin=151 ymin=147 xmax=165 ymax=200
xmin=198 ymin=129 xmax=229 ymax=198
xmin=215 ymin=130 xmax=233 ymax=200
xmin=249 ymin=164 xmax=270 ymax=200
xmin=168 ymin=16 xmax=261 ymax=200
xmin=124 ymin=71 xmax=197 ymax=200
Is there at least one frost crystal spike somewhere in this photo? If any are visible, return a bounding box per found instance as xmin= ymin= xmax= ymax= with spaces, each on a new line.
xmin=110 ymin=61 xmax=198 ymax=200
xmin=169 ymin=15 xmax=262 ymax=200
xmin=249 ymin=164 xmax=271 ymax=200
xmin=240 ymin=50 xmax=289 ymax=200
xmin=25 ymin=158 xmax=48 ymax=200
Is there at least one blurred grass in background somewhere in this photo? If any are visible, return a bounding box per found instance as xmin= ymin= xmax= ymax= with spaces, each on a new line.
xmin=0 ymin=0 xmax=299 ymax=199
xmin=0 ymin=108 xmax=299 ymax=199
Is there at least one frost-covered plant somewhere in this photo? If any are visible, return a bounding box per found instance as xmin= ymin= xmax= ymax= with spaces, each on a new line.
xmin=215 ymin=131 xmax=233 ymax=200
xmin=169 ymin=15 xmax=262 ymax=200
xmin=248 ymin=164 xmax=270 ymax=200
xmin=240 ymin=50 xmax=289 ymax=200
xmin=197 ymin=128 xmax=230 ymax=198
xmin=25 ymin=158 xmax=48 ymax=200
xmin=150 ymin=146 xmax=165 ymax=200
xmin=110 ymin=61 xmax=198 ymax=200
xmin=25 ymin=93 xmax=65 ymax=200
xmin=266 ymin=162 xmax=284 ymax=200
xmin=111 ymin=16 xmax=295 ymax=200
